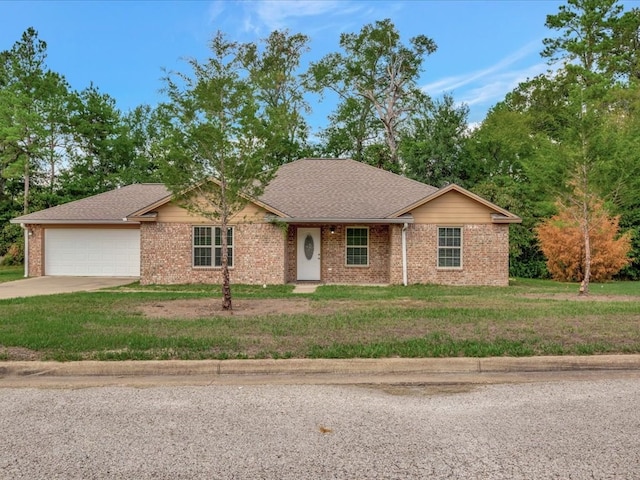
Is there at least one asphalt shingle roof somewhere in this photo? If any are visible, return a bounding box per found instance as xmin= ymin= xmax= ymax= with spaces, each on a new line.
xmin=12 ymin=184 xmax=170 ymax=223
xmin=259 ymin=158 xmax=438 ymax=219
xmin=12 ymin=159 xmax=442 ymax=224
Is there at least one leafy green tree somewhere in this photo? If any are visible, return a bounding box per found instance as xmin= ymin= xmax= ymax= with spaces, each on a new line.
xmin=317 ymin=96 xmax=379 ymax=163
xmin=61 ymin=84 xmax=124 ymax=197
xmin=37 ymin=71 xmax=73 ymax=208
xmin=402 ymin=94 xmax=471 ymax=188
xmin=118 ymin=104 xmax=165 ymax=186
xmin=0 ymin=28 xmax=71 ymax=261
xmin=466 ymin=103 xmax=553 ymax=278
xmin=537 ymin=0 xmax=639 ymax=293
xmin=306 ymin=19 xmax=436 ymax=170
xmin=60 ymin=86 xmax=162 ymax=201
xmin=542 ymin=0 xmax=623 ymax=80
xmin=0 ymin=27 xmax=48 ymax=215
xmin=160 ymin=32 xmax=279 ymax=311
xmin=240 ymin=30 xmax=311 ymax=164
xmin=608 ymin=7 xmax=640 ymax=81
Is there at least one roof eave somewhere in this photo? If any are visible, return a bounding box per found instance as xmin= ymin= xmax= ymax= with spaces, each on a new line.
xmin=265 ymin=215 xmax=414 ymax=224
xmin=127 ymin=194 xmax=174 ymax=218
xmin=491 ymin=214 xmax=522 ymax=224
xmin=9 ymin=219 xmax=139 ymax=225
xmin=126 ymin=213 xmax=158 ymax=222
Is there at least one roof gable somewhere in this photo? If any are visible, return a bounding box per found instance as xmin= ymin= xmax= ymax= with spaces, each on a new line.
xmin=392 ymin=183 xmax=521 ymax=223
xmin=259 ymin=158 xmax=437 ymax=219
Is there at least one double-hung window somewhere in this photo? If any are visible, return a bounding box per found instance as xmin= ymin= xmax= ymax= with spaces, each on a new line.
xmin=193 ymin=226 xmax=233 ymax=267
xmin=438 ymin=227 xmax=462 ymax=268
xmin=346 ymin=227 xmax=368 ymax=266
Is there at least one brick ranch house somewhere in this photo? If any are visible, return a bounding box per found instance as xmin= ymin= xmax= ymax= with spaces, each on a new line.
xmin=12 ymin=158 xmax=521 ymax=286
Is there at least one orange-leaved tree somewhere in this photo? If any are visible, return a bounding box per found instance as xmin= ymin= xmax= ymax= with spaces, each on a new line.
xmin=536 ymin=199 xmax=632 ymax=283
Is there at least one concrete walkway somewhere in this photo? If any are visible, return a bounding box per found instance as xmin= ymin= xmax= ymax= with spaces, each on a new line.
xmin=292 ymin=283 xmax=320 ymax=294
xmin=0 ymin=276 xmax=137 ymax=299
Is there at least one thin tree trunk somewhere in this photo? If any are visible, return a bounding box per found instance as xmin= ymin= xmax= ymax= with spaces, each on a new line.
xmin=579 ymin=200 xmax=591 ymax=296
xmin=221 ymin=221 xmax=232 ymax=310
xmin=23 ymin=159 xmax=29 ymax=215
xmin=220 ymin=174 xmax=232 ymax=311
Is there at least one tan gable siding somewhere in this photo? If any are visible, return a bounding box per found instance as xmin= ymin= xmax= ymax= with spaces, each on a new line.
xmin=409 ymin=190 xmax=497 ymax=224
xmin=155 ymin=201 xmax=268 ymax=224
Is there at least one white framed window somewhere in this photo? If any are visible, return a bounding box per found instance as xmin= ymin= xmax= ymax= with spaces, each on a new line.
xmin=346 ymin=227 xmax=368 ymax=266
xmin=193 ymin=226 xmax=233 ymax=268
xmin=438 ymin=227 xmax=462 ymax=268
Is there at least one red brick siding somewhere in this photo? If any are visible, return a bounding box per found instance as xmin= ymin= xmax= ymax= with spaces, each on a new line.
xmin=284 ymin=225 xmax=390 ymax=284
xmin=27 ymin=220 xmax=509 ymax=286
xmin=403 ymin=223 xmax=510 ymax=286
xmin=321 ymin=225 xmax=390 ymax=284
xmin=140 ymin=222 xmax=286 ymax=285
xmin=27 ymin=225 xmax=44 ymax=277
xmin=286 ymin=225 xmax=296 ymax=283
xmin=389 ymin=224 xmax=404 ymax=284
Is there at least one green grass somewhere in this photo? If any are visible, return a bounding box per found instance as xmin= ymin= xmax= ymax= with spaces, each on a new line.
xmin=0 ymin=279 xmax=638 ymax=361
xmin=0 ymin=265 xmax=24 ymax=284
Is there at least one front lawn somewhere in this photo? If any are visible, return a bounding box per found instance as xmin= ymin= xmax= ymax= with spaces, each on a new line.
xmin=1 ymin=279 xmax=639 ymax=361
xmin=0 ymin=265 xmax=24 ymax=284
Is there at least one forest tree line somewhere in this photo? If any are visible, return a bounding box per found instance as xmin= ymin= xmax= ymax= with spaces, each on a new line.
xmin=1 ymin=0 xmax=639 ymax=281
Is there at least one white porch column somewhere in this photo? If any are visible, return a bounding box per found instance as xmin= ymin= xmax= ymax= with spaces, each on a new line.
xmin=402 ymin=223 xmax=408 ymax=286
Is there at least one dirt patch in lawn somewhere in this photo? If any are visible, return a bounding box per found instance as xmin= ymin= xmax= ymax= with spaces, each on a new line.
xmin=141 ymin=298 xmax=331 ymax=318
xmin=137 ymin=293 xmax=639 ymax=320
xmin=1 ymin=346 xmax=42 ymax=361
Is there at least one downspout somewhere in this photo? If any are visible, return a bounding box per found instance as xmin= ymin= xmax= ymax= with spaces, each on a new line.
xmin=22 ymin=224 xmax=29 ymax=278
xmin=401 ymin=223 xmax=408 ymax=286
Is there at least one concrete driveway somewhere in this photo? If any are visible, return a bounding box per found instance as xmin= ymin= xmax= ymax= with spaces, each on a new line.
xmin=0 ymin=276 xmax=137 ymax=299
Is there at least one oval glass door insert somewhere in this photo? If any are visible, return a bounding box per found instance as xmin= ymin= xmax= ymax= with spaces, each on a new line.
xmin=304 ymin=235 xmax=314 ymax=260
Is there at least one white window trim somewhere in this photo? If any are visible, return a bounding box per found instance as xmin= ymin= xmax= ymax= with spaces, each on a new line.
xmin=192 ymin=225 xmax=234 ymax=269
xmin=437 ymin=226 xmax=463 ymax=270
xmin=345 ymin=226 xmax=369 ymax=267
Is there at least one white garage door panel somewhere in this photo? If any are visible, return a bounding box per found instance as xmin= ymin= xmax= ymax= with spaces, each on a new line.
xmin=45 ymin=229 xmax=140 ymax=276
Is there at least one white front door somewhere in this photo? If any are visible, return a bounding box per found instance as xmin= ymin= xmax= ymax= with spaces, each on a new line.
xmin=297 ymin=227 xmax=321 ymax=281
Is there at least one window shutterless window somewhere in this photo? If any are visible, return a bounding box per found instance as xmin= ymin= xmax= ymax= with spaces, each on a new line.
xmin=193 ymin=226 xmax=233 ymax=267
xmin=346 ymin=227 xmax=368 ymax=266
xmin=438 ymin=227 xmax=462 ymax=268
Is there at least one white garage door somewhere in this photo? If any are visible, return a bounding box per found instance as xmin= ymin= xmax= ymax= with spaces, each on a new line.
xmin=45 ymin=229 xmax=140 ymax=276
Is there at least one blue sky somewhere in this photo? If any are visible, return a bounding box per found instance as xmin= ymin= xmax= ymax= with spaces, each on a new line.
xmin=2 ymin=0 xmax=566 ymax=132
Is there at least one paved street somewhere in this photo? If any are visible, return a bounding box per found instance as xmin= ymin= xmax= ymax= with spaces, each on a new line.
xmin=1 ymin=373 xmax=639 ymax=479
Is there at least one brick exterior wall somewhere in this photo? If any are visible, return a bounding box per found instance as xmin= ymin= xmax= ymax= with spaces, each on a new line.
xmin=397 ymin=223 xmax=510 ymax=286
xmin=140 ymin=222 xmax=286 ymax=285
xmin=25 ymin=219 xmax=510 ymax=287
xmin=389 ymin=224 xmax=404 ymax=285
xmin=26 ymin=225 xmax=44 ymax=277
xmin=286 ymin=225 xmax=296 ymax=283
xmin=285 ymin=225 xmax=391 ymax=284
xmin=321 ymin=224 xmax=390 ymax=284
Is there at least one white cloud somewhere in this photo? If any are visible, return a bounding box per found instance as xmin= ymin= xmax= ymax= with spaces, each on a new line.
xmin=208 ymin=1 xmax=225 ymax=22
xmin=250 ymin=0 xmax=345 ymax=32
xmin=422 ymin=39 xmax=543 ymax=95
xmin=460 ymin=62 xmax=549 ymax=107
xmin=421 ymin=39 xmax=555 ymax=121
